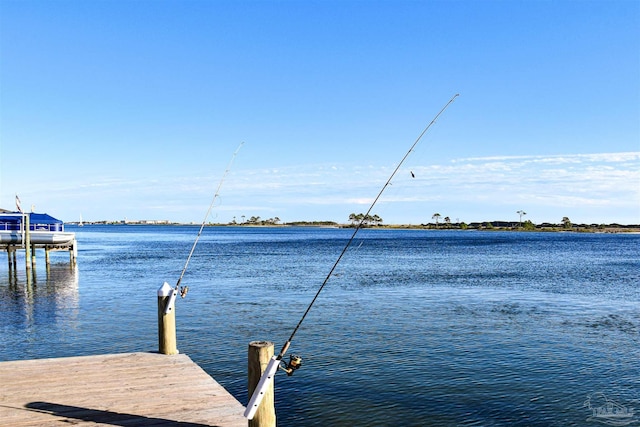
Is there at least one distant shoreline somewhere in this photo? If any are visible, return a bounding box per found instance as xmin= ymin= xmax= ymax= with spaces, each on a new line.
xmin=66 ymin=221 xmax=640 ymax=233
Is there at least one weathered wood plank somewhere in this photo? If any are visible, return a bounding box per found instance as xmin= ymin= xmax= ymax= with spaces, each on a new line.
xmin=0 ymin=352 xmax=246 ymax=427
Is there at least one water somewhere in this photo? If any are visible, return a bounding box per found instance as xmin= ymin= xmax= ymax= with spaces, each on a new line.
xmin=1 ymin=226 xmax=639 ymax=426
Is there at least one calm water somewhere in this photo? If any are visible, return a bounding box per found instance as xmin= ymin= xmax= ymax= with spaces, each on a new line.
xmin=1 ymin=226 xmax=639 ymax=426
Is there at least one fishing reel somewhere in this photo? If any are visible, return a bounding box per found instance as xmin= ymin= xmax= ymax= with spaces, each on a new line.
xmin=279 ymin=354 xmax=302 ymax=376
xmin=160 ymin=283 xmax=189 ymax=315
xmin=180 ymin=285 xmax=189 ymax=298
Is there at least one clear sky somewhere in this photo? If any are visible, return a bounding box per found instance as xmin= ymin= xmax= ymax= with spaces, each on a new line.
xmin=1 ymin=0 xmax=638 ymax=225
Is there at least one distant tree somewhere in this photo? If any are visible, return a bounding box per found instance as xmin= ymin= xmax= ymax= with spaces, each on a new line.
xmin=444 ymin=216 xmax=451 ymax=228
xmin=516 ymin=210 xmax=527 ymax=228
xmin=345 ymin=213 xmax=380 ymax=227
xmin=523 ymin=220 xmax=535 ymax=231
xmin=561 ymin=217 xmax=572 ymax=229
xmin=432 ymin=213 xmax=441 ymax=228
xmin=460 ymin=222 xmax=468 ymax=230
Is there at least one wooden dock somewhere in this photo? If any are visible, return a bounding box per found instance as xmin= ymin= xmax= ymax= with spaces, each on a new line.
xmin=0 ymin=352 xmax=246 ymax=426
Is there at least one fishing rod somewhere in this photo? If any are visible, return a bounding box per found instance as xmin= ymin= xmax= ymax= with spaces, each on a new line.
xmin=244 ymin=94 xmax=459 ymax=419
xmin=164 ymin=142 xmax=244 ymax=315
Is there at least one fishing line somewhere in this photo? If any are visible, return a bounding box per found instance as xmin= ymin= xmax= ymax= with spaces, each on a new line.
xmin=331 ymin=239 xmax=365 ymax=280
xmin=281 ymin=94 xmax=459 ymax=355
xmin=171 ymin=142 xmax=244 ymax=298
xmin=245 ymin=94 xmax=459 ymax=419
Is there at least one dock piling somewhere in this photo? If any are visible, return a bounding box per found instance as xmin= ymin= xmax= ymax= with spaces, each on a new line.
xmin=71 ymin=239 xmax=77 ymax=265
xmin=157 ymin=282 xmax=178 ymax=355
xmin=248 ymin=341 xmax=276 ymax=427
xmin=24 ymin=214 xmax=32 ymax=275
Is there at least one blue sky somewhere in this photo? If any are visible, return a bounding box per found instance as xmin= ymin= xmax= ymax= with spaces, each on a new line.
xmin=1 ymin=0 xmax=638 ymax=225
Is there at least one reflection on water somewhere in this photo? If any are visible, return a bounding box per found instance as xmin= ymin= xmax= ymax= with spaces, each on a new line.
xmin=4 ymin=264 xmax=79 ymax=324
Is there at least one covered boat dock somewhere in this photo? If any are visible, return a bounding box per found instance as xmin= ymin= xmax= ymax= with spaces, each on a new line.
xmin=0 ymin=209 xmax=77 ymax=272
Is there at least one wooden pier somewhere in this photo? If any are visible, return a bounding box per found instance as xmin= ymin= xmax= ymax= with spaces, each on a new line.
xmin=3 ymin=239 xmax=77 ymax=270
xmin=0 ymin=352 xmax=246 ymax=427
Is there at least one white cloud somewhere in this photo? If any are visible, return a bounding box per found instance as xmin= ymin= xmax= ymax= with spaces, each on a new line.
xmin=2 ymin=152 xmax=638 ymax=224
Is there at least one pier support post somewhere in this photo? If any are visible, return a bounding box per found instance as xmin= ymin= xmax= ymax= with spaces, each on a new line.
xmin=24 ymin=214 xmax=32 ymax=273
xmin=70 ymin=239 xmax=77 ymax=266
xmin=248 ymin=341 xmax=276 ymax=427
xmin=157 ymin=282 xmax=178 ymax=355
xmin=23 ymin=214 xmax=34 ymax=284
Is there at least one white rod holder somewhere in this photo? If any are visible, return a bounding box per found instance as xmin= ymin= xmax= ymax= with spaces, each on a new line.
xmin=164 ymin=288 xmax=178 ymax=314
xmin=244 ymin=355 xmax=280 ymax=420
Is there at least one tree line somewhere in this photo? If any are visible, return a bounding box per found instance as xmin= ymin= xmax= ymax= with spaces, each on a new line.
xmin=221 ymin=212 xmax=636 ymax=232
xmin=348 ymin=213 xmax=383 ymax=226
